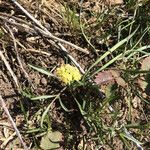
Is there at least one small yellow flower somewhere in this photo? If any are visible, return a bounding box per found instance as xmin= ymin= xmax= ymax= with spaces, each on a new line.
xmin=56 ymin=64 xmax=82 ymax=85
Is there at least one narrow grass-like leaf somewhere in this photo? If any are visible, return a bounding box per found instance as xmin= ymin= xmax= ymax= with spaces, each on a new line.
xmin=125 ymin=122 xmax=150 ymax=129
xmin=22 ymin=91 xmax=33 ymax=99
xmin=40 ymin=87 xmax=67 ymax=128
xmin=120 ymin=20 xmax=135 ymax=31
xmin=41 ymin=103 xmax=52 ymax=128
xmin=26 ymin=128 xmax=42 ymax=134
xmin=123 ymin=69 xmax=150 ymax=74
xmin=80 ymin=23 xmax=97 ymax=54
xmin=127 ymin=27 xmax=150 ymax=51
xmin=123 ymin=127 xmax=143 ymax=148
xmin=41 ymin=97 xmax=59 ymax=128
xmin=86 ymin=26 xmax=139 ymax=76
xmin=58 ymin=97 xmax=69 ymax=112
xmin=92 ymin=54 xmax=122 ymax=76
xmin=75 ymin=98 xmax=86 ymax=116
xmin=31 ymin=95 xmax=57 ymax=101
xmin=119 ymin=132 xmax=131 ymax=149
xmin=28 ymin=64 xmax=55 ymax=77
xmin=126 ymin=45 xmax=150 ymax=59
xmin=90 ymin=37 xmax=149 ymax=77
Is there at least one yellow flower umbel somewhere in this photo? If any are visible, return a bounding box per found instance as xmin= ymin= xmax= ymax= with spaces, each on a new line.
xmin=56 ymin=64 xmax=82 ymax=85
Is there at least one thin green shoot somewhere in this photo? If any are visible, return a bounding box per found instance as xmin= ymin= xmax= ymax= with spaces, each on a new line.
xmin=58 ymin=97 xmax=69 ymax=112
xmin=85 ymin=26 xmax=139 ymax=77
xmin=40 ymin=87 xmax=66 ymax=128
xmin=28 ymin=64 xmax=55 ymax=77
xmin=31 ymin=95 xmax=57 ymax=101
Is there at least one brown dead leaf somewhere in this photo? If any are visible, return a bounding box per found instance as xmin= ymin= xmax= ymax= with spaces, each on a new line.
xmin=110 ymin=70 xmax=126 ymax=87
xmin=94 ymin=70 xmax=126 ymax=87
xmin=137 ymin=56 xmax=150 ymax=96
xmin=94 ymin=71 xmax=115 ymax=85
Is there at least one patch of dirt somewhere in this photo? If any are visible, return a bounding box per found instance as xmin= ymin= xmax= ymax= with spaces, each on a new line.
xmin=0 ymin=0 xmax=150 ymax=149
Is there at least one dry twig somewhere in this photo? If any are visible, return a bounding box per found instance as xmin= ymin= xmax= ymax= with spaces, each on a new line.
xmin=5 ymin=23 xmax=35 ymax=89
xmin=0 ymin=95 xmax=28 ymax=150
xmin=1 ymin=132 xmax=16 ymax=149
xmin=11 ymin=0 xmax=89 ymax=54
xmin=0 ymin=51 xmax=19 ymax=89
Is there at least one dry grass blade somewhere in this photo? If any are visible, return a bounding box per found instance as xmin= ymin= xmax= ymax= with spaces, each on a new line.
xmin=11 ymin=0 xmax=89 ymax=54
xmin=1 ymin=132 xmax=16 ymax=149
xmin=0 ymin=51 xmax=19 ymax=89
xmin=57 ymin=43 xmax=85 ymax=74
xmin=27 ymin=48 xmax=51 ymax=56
xmin=4 ymin=23 xmax=35 ymax=89
xmin=0 ymin=95 xmax=28 ymax=150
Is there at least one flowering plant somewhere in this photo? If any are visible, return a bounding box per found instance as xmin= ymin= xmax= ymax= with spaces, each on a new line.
xmin=56 ymin=64 xmax=82 ymax=85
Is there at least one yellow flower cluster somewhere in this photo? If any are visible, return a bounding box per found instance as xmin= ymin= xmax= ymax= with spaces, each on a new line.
xmin=56 ymin=64 xmax=82 ymax=85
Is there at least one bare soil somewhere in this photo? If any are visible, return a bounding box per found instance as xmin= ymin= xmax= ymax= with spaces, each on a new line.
xmin=0 ymin=0 xmax=150 ymax=150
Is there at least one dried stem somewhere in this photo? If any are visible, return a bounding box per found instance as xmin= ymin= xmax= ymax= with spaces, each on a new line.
xmin=11 ymin=0 xmax=89 ymax=54
xmin=5 ymin=23 xmax=35 ymax=89
xmin=0 ymin=51 xmax=19 ymax=89
xmin=1 ymin=132 xmax=16 ymax=149
xmin=0 ymin=95 xmax=28 ymax=150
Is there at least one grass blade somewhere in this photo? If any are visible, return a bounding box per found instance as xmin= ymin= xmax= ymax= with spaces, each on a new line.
xmin=31 ymin=95 xmax=57 ymax=101
xmin=86 ymin=26 xmax=139 ymax=76
xmin=28 ymin=64 xmax=55 ymax=77
xmin=40 ymin=97 xmax=58 ymax=128
xmin=126 ymin=45 xmax=150 ymax=59
xmin=91 ymin=54 xmax=122 ymax=76
xmin=58 ymin=97 xmax=69 ymax=112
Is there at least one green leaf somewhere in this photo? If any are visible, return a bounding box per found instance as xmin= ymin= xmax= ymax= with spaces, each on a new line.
xmin=123 ymin=127 xmax=143 ymax=146
xmin=0 ymin=28 xmax=4 ymax=38
xmin=126 ymin=45 xmax=150 ymax=59
xmin=28 ymin=64 xmax=55 ymax=77
xmin=40 ymin=131 xmax=63 ymax=150
xmin=86 ymin=26 xmax=139 ymax=76
xmin=21 ymin=90 xmax=33 ymax=98
xmin=75 ymin=98 xmax=86 ymax=116
xmin=31 ymin=95 xmax=57 ymax=101
xmin=92 ymin=53 xmax=122 ymax=76
xmin=41 ymin=97 xmax=59 ymax=128
xmin=59 ymin=97 xmax=69 ymax=112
